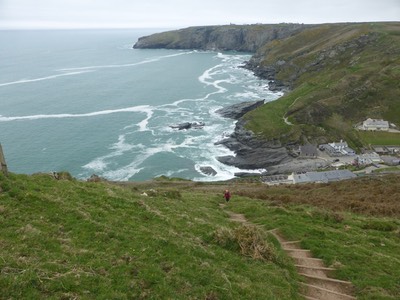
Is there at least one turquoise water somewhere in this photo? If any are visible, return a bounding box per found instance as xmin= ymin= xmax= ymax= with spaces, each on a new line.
xmin=0 ymin=29 xmax=280 ymax=181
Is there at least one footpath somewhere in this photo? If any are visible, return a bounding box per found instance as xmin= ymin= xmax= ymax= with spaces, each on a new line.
xmin=220 ymin=204 xmax=356 ymax=300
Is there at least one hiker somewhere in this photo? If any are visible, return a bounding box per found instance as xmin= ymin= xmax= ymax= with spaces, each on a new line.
xmin=224 ymin=189 xmax=231 ymax=202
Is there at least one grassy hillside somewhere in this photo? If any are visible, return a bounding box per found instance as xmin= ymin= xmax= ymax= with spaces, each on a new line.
xmin=1 ymin=172 xmax=400 ymax=299
xmin=245 ymin=23 xmax=400 ymax=148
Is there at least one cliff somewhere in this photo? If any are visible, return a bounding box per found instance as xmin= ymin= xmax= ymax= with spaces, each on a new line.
xmin=133 ymin=24 xmax=310 ymax=52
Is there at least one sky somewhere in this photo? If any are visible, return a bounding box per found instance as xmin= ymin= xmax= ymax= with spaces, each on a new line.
xmin=0 ymin=0 xmax=399 ymax=30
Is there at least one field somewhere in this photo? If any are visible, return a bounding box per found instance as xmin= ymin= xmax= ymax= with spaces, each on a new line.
xmin=357 ymin=131 xmax=400 ymax=146
xmin=1 ymin=173 xmax=400 ymax=299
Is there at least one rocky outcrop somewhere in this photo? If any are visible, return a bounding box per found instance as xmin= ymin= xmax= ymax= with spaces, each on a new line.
xmin=215 ymin=101 xmax=292 ymax=170
xmin=134 ymin=24 xmax=310 ymax=52
xmin=216 ymin=119 xmax=292 ymax=169
xmin=215 ymin=100 xmax=265 ymax=119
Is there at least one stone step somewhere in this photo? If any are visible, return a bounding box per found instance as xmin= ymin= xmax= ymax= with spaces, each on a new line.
xmin=300 ymin=283 xmax=356 ymax=300
xmin=285 ymin=248 xmax=313 ymax=258
xmin=300 ymin=273 xmax=354 ymax=295
xmin=293 ymin=257 xmax=325 ymax=268
xmin=282 ymin=240 xmax=302 ymax=249
xmin=295 ymin=265 xmax=335 ymax=278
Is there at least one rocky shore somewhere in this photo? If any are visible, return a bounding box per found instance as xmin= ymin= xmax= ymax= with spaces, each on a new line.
xmin=215 ymin=101 xmax=329 ymax=175
xmin=215 ymin=101 xmax=291 ymax=170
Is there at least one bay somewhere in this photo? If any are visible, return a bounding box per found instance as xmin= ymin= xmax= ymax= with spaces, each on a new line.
xmin=0 ymin=29 xmax=281 ymax=181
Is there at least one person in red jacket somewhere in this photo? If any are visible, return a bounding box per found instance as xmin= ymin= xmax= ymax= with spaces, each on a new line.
xmin=224 ymin=189 xmax=231 ymax=202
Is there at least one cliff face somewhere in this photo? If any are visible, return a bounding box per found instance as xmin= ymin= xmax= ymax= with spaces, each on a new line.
xmin=133 ymin=24 xmax=310 ymax=52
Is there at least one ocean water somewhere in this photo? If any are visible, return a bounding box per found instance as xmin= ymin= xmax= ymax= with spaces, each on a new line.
xmin=0 ymin=29 xmax=281 ymax=181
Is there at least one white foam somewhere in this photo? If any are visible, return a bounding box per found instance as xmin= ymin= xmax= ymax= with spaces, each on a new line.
xmin=59 ymin=51 xmax=194 ymax=71
xmin=83 ymin=158 xmax=109 ymax=173
xmin=137 ymin=109 xmax=154 ymax=132
xmin=0 ymin=70 xmax=94 ymax=87
xmin=0 ymin=105 xmax=153 ymax=122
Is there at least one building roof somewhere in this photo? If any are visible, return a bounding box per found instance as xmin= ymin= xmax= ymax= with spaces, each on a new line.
xmin=363 ymin=118 xmax=389 ymax=127
xmin=300 ymin=144 xmax=318 ymax=156
xmin=343 ymin=147 xmax=355 ymax=153
xmin=330 ymin=141 xmax=348 ymax=148
xmin=293 ymin=170 xmax=356 ymax=183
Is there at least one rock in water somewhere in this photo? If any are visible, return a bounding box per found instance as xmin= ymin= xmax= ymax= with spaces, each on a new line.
xmin=170 ymin=122 xmax=192 ymax=130
xmin=199 ymin=166 xmax=217 ymax=176
xmin=170 ymin=122 xmax=205 ymax=130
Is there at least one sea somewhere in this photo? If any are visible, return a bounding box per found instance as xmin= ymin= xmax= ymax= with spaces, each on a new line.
xmin=0 ymin=29 xmax=281 ymax=181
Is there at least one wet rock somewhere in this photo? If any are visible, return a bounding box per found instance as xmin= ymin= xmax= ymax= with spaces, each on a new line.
xmin=216 ymin=119 xmax=292 ymax=169
xmin=199 ymin=166 xmax=217 ymax=176
xmin=170 ymin=122 xmax=205 ymax=130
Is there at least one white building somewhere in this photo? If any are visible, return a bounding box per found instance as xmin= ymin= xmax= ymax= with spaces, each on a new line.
xmin=357 ymin=152 xmax=382 ymax=165
xmin=325 ymin=140 xmax=356 ymax=156
xmin=290 ymin=170 xmax=357 ymax=184
xmin=362 ymin=118 xmax=389 ymax=131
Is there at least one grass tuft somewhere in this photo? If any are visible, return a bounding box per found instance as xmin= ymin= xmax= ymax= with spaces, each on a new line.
xmin=214 ymin=225 xmax=278 ymax=262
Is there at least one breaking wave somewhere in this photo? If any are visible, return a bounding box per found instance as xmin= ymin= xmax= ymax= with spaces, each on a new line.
xmin=0 ymin=70 xmax=94 ymax=87
xmin=0 ymin=105 xmax=153 ymax=122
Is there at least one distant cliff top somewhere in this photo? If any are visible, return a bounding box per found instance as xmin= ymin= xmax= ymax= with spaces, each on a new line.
xmin=133 ymin=23 xmax=311 ymax=52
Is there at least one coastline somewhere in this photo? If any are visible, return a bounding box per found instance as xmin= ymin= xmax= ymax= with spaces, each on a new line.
xmin=215 ymin=101 xmax=328 ymax=176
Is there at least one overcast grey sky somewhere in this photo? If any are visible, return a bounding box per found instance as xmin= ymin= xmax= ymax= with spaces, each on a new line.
xmin=0 ymin=0 xmax=399 ymax=29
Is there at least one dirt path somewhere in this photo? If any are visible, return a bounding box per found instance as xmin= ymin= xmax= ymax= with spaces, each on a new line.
xmin=220 ymin=205 xmax=356 ymax=300
xmin=219 ymin=204 xmax=249 ymax=224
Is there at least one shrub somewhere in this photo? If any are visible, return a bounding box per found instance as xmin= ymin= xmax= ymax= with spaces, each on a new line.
xmin=213 ymin=225 xmax=278 ymax=262
xmin=213 ymin=227 xmax=238 ymax=251
xmin=57 ymin=171 xmax=75 ymax=181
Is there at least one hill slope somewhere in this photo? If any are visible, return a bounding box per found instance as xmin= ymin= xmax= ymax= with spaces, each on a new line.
xmin=1 ymin=172 xmax=399 ymax=299
xmin=245 ymin=23 xmax=400 ymax=147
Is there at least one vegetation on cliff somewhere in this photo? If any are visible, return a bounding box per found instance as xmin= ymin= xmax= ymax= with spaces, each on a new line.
xmin=245 ymin=23 xmax=400 ymax=147
xmin=134 ymin=23 xmax=310 ymax=52
xmin=1 ymin=172 xmax=399 ymax=299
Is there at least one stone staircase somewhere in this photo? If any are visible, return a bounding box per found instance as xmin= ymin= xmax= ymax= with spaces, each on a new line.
xmin=270 ymin=229 xmax=356 ymax=300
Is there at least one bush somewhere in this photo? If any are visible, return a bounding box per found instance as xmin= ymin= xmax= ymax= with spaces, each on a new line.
xmin=213 ymin=227 xmax=238 ymax=251
xmin=213 ymin=225 xmax=278 ymax=262
xmin=57 ymin=171 xmax=75 ymax=181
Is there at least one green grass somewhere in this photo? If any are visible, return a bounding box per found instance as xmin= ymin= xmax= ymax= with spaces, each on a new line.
xmin=373 ymin=166 xmax=400 ymax=173
xmin=1 ymin=173 xmax=400 ymax=299
xmin=228 ymin=197 xmax=400 ymax=300
xmin=245 ymin=23 xmax=400 ymax=147
xmin=0 ymin=173 xmax=300 ymax=299
xmin=357 ymin=131 xmax=400 ymax=145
